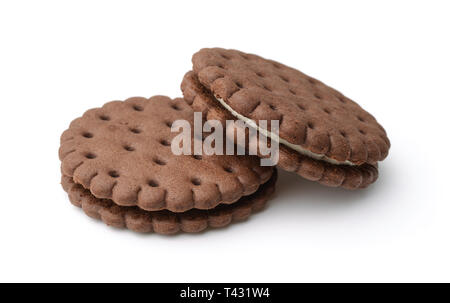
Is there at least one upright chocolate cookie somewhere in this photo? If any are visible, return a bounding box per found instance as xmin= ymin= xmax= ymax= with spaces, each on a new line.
xmin=182 ymin=48 xmax=390 ymax=189
xmin=59 ymin=96 xmax=273 ymax=213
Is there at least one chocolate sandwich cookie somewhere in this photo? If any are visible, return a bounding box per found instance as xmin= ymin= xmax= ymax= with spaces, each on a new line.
xmin=59 ymin=96 xmax=275 ymax=234
xmin=182 ymin=48 xmax=390 ymax=189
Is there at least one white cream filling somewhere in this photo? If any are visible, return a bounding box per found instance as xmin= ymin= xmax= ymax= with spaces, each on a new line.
xmin=215 ymin=97 xmax=356 ymax=166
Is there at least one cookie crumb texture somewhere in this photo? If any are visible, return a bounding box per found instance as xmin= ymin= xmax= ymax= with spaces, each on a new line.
xmin=191 ymin=48 xmax=390 ymax=165
xmin=59 ymin=96 xmax=273 ymax=213
xmin=61 ymin=170 xmax=277 ymax=235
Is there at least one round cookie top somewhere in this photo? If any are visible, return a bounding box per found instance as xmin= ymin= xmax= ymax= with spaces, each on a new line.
xmin=192 ymin=48 xmax=390 ymax=165
xmin=59 ymin=96 xmax=273 ymax=213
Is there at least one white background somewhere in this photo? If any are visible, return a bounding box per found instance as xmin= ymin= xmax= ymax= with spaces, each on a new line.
xmin=0 ymin=0 xmax=449 ymax=283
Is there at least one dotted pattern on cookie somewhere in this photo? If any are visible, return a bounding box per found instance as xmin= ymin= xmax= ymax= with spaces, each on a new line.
xmin=192 ymin=48 xmax=390 ymax=165
xmin=59 ymin=96 xmax=273 ymax=212
xmin=182 ymin=72 xmax=378 ymax=189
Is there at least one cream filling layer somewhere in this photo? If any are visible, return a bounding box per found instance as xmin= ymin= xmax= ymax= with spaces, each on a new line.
xmin=215 ymin=97 xmax=356 ymax=166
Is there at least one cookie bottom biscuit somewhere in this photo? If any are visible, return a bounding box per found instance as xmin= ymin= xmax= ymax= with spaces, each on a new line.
xmin=61 ymin=170 xmax=277 ymax=235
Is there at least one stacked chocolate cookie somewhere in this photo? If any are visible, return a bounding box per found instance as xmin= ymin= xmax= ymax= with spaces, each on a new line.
xmin=59 ymin=48 xmax=390 ymax=234
xmin=59 ymin=96 xmax=275 ymax=234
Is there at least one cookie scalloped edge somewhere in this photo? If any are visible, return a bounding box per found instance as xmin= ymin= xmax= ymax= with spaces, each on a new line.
xmin=61 ymin=169 xmax=277 ymax=235
xmin=182 ymin=71 xmax=378 ymax=189
xmin=191 ymin=48 xmax=390 ymax=165
xmin=59 ymin=95 xmax=274 ymax=212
